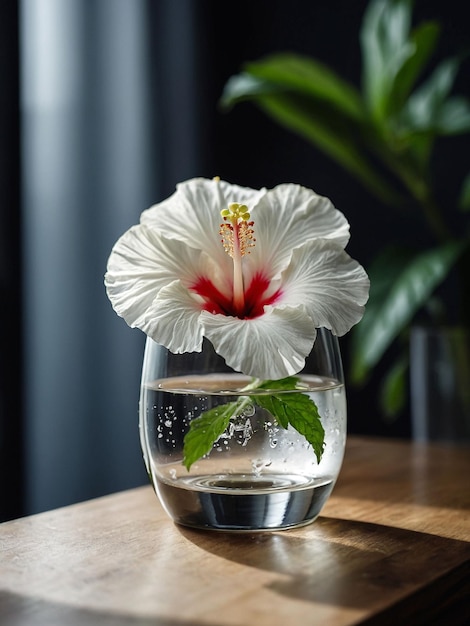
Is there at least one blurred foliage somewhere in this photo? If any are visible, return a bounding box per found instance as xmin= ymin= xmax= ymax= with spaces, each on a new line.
xmin=221 ymin=0 xmax=470 ymax=418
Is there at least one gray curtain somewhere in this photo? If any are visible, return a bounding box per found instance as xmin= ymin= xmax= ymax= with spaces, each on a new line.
xmin=20 ymin=0 xmax=206 ymax=514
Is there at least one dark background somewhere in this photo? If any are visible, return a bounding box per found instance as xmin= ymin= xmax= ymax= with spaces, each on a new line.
xmin=1 ymin=0 xmax=469 ymax=522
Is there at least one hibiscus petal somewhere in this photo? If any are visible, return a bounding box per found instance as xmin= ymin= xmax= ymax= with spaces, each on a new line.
xmin=142 ymin=280 xmax=204 ymax=353
xmin=201 ymin=305 xmax=317 ymax=379
xmin=105 ymin=224 xmax=206 ymax=329
xmin=281 ymin=239 xmax=370 ymax=336
xmin=247 ymin=183 xmax=350 ymax=280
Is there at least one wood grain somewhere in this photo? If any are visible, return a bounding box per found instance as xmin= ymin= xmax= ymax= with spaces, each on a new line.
xmin=1 ymin=436 xmax=469 ymax=626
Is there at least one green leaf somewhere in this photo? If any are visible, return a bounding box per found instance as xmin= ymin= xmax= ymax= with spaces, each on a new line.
xmin=243 ymin=53 xmax=364 ymax=121
xmin=360 ymin=0 xmax=415 ymax=121
xmin=399 ymin=57 xmax=467 ymax=134
xmin=351 ymin=241 xmax=464 ymax=382
xmin=360 ymin=1 xmax=441 ymax=124
xmin=389 ymin=20 xmax=440 ymax=113
xmin=254 ymin=387 xmax=325 ymax=464
xmin=435 ymin=97 xmax=470 ymax=135
xmin=351 ymin=246 xmax=415 ymax=382
xmin=220 ymin=72 xmax=285 ymax=109
xmin=379 ymin=353 xmax=408 ymax=419
xmin=183 ymin=401 xmax=241 ymax=470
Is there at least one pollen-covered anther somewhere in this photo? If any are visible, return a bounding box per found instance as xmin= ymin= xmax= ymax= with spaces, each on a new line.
xmin=237 ymin=220 xmax=256 ymax=255
xmin=220 ymin=222 xmax=235 ymax=257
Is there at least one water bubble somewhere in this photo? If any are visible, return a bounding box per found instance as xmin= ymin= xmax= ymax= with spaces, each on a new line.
xmin=169 ymin=469 xmax=177 ymax=480
xmin=242 ymin=404 xmax=255 ymax=417
xmin=269 ymin=438 xmax=278 ymax=449
xmin=164 ymin=419 xmax=172 ymax=428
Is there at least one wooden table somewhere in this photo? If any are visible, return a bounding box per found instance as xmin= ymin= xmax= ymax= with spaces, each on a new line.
xmin=1 ymin=436 xmax=469 ymax=625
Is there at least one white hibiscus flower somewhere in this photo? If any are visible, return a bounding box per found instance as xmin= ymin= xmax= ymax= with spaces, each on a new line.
xmin=105 ymin=177 xmax=369 ymax=379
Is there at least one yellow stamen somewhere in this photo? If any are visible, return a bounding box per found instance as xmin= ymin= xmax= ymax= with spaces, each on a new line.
xmin=219 ymin=203 xmax=256 ymax=316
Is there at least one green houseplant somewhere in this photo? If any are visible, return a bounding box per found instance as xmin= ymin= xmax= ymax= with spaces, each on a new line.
xmin=220 ymin=0 xmax=470 ymax=421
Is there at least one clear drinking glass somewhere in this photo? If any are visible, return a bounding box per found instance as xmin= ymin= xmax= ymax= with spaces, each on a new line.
xmin=139 ymin=329 xmax=346 ymax=531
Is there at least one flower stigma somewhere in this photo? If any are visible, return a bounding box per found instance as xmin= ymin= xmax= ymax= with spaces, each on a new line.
xmin=220 ymin=203 xmax=255 ymax=316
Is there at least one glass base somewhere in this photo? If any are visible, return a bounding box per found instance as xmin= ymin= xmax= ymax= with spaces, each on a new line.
xmin=154 ymin=474 xmax=334 ymax=532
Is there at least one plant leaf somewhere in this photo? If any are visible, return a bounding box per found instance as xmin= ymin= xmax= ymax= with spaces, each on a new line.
xmin=360 ymin=0 xmax=415 ymax=121
xmin=254 ymin=388 xmax=325 ymax=463
xmin=220 ymin=72 xmax=285 ymax=109
xmin=242 ymin=53 xmax=364 ymax=121
xmin=379 ymin=353 xmax=408 ymax=419
xmin=435 ymin=97 xmax=470 ymax=135
xmin=183 ymin=401 xmax=240 ymax=470
xmin=399 ymin=57 xmax=463 ymax=133
xmin=389 ymin=20 xmax=440 ymax=114
xmin=351 ymin=245 xmax=415 ymax=382
xmin=351 ymin=241 xmax=464 ymax=383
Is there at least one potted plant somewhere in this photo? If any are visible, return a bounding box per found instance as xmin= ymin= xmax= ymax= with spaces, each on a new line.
xmin=220 ymin=0 xmax=470 ymax=437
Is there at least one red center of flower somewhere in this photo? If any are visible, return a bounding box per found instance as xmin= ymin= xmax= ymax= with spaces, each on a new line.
xmin=191 ymin=272 xmax=281 ymax=319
